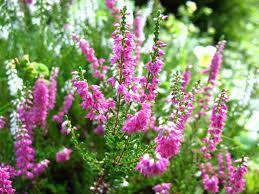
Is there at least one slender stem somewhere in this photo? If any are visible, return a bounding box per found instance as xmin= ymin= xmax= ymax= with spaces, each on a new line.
xmin=117 ymin=136 xmax=130 ymax=163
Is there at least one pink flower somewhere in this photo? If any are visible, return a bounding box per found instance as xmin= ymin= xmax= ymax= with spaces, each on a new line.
xmin=53 ymin=93 xmax=74 ymax=123
xmin=105 ymin=0 xmax=119 ymax=14
xmin=0 ymin=164 xmax=16 ymax=178
xmin=201 ymin=163 xmax=219 ymax=193
xmin=226 ymin=164 xmax=247 ymax=194
xmin=201 ymin=91 xmax=228 ymax=159
xmin=48 ymin=67 xmax=59 ymax=109
xmin=146 ymin=58 xmax=164 ymax=76
xmin=202 ymin=174 xmax=219 ymax=193
xmin=72 ymin=78 xmax=115 ymax=132
xmin=198 ymin=41 xmax=226 ymax=117
xmin=109 ymin=12 xmax=138 ymax=103
xmin=182 ymin=67 xmax=191 ymax=92
xmin=155 ymin=125 xmax=183 ymax=158
xmin=16 ymin=99 xmax=49 ymax=179
xmin=153 ymin=183 xmax=172 ymax=194
xmin=94 ymin=125 xmax=104 ymax=135
xmin=73 ymin=35 xmax=106 ymax=80
xmin=224 ymin=157 xmax=248 ymax=194
xmin=143 ymin=40 xmax=166 ymax=102
xmin=122 ymin=103 xmax=151 ymax=133
xmin=56 ymin=148 xmax=73 ymax=163
xmin=14 ymin=125 xmax=35 ymax=179
xmin=107 ymin=77 xmax=116 ymax=87
xmin=136 ymin=153 xmax=169 ymax=176
xmin=60 ymin=120 xmax=72 ymax=135
xmin=18 ymin=98 xmax=34 ymax=133
xmin=110 ymin=27 xmax=136 ymax=85
xmin=33 ymin=160 xmax=49 ymax=177
xmin=208 ymin=41 xmax=226 ymax=86
xmin=156 ymin=87 xmax=198 ymax=158
xmin=0 ymin=116 xmax=5 ymax=129
xmin=24 ymin=0 xmax=33 ymax=4
xmin=32 ymin=78 xmax=49 ymax=129
xmin=0 ymin=167 xmax=15 ymax=194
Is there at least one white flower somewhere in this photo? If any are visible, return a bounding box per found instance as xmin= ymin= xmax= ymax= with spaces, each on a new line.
xmin=186 ymin=1 xmax=197 ymax=14
xmin=193 ymin=45 xmax=216 ymax=67
xmin=10 ymin=111 xmax=19 ymax=135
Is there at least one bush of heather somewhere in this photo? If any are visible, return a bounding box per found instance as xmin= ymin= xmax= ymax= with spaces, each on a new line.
xmin=0 ymin=0 xmax=258 ymax=193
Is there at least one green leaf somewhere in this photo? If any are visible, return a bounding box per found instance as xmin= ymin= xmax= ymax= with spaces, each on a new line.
xmin=31 ymin=62 xmax=50 ymax=77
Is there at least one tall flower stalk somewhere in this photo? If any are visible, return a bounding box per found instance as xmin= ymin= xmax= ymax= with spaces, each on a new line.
xmin=0 ymin=167 xmax=15 ymax=194
xmin=48 ymin=67 xmax=59 ymax=109
xmin=198 ymin=41 xmax=226 ymax=117
xmin=201 ymin=90 xmax=228 ymax=159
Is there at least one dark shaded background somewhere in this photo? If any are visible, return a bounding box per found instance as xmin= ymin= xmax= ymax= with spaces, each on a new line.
xmin=134 ymin=0 xmax=257 ymax=42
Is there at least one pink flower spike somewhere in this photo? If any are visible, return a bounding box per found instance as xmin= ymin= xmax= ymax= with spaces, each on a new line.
xmin=201 ymin=91 xmax=228 ymax=159
xmin=53 ymin=93 xmax=74 ymax=123
xmin=0 ymin=167 xmax=15 ymax=194
xmin=105 ymin=0 xmax=119 ymax=14
xmin=32 ymin=78 xmax=49 ymax=129
xmin=56 ymin=148 xmax=73 ymax=163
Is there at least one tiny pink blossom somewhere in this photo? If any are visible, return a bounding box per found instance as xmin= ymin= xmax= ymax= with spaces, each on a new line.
xmin=0 ymin=167 xmax=15 ymax=194
xmin=0 ymin=116 xmax=5 ymax=129
xmin=53 ymin=93 xmax=74 ymax=123
xmin=135 ymin=153 xmax=169 ymax=176
xmin=48 ymin=67 xmax=59 ymax=109
xmin=122 ymin=104 xmax=151 ymax=133
xmin=153 ymin=183 xmax=172 ymax=194
xmin=56 ymin=148 xmax=73 ymax=163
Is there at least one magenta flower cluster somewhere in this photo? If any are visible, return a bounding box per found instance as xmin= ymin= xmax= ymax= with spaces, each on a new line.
xmin=135 ymin=153 xmax=169 ymax=177
xmin=32 ymin=78 xmax=49 ymax=129
xmin=201 ymin=91 xmax=228 ymax=159
xmin=56 ymin=147 xmax=73 ymax=163
xmin=72 ymin=76 xmax=115 ymax=129
xmin=198 ymin=90 xmax=247 ymax=194
xmin=109 ymin=18 xmax=138 ymax=103
xmin=122 ymin=103 xmax=151 ymax=133
xmin=53 ymin=93 xmax=74 ymax=123
xmin=0 ymin=116 xmax=5 ymax=129
xmin=155 ymin=86 xmax=198 ymax=159
xmin=15 ymin=98 xmax=50 ymax=179
xmin=200 ymin=162 xmax=219 ymax=193
xmin=105 ymin=0 xmax=119 ymax=14
xmin=14 ymin=125 xmax=36 ymax=178
xmin=201 ymin=152 xmax=248 ymax=194
xmin=73 ymin=34 xmax=107 ymax=80
xmin=144 ymin=41 xmax=166 ymax=101
xmin=199 ymin=41 xmax=226 ymax=117
xmin=0 ymin=167 xmax=15 ymax=194
xmin=5 ymin=77 xmax=53 ymax=181
xmin=181 ymin=67 xmax=191 ymax=92
xmin=218 ymin=153 xmax=248 ymax=194
xmin=152 ymin=183 xmax=172 ymax=194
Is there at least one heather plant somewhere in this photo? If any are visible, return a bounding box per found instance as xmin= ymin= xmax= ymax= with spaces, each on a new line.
xmin=0 ymin=0 xmax=258 ymax=193
xmin=61 ymin=6 xmax=249 ymax=193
